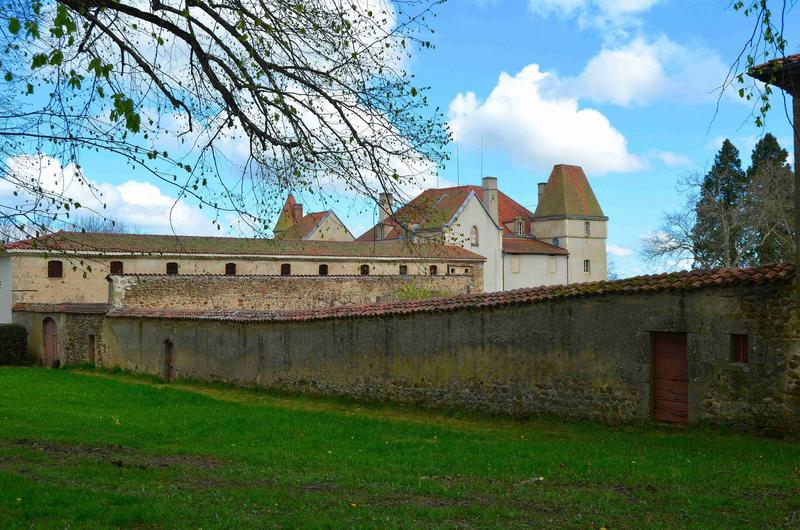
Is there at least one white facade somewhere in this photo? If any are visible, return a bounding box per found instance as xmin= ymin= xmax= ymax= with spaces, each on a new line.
xmin=0 ymin=254 xmax=11 ymax=323
xmin=531 ymin=218 xmax=608 ymax=283
xmin=445 ymin=193 xmax=504 ymax=292
xmin=502 ymin=253 xmax=568 ymax=290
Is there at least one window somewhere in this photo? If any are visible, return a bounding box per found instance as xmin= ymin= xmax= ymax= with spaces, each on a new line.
xmin=110 ymin=261 xmax=124 ymax=275
xmin=399 ymin=265 xmax=408 ymax=275
xmin=515 ymin=219 xmax=524 ymax=235
xmin=225 ymin=263 xmax=237 ymax=276
xmin=583 ymin=259 xmax=591 ymax=274
xmin=429 ymin=265 xmax=438 ymax=276
xmin=731 ymin=334 xmax=749 ymax=363
xmin=166 ymin=262 xmax=179 ymax=275
xmin=584 ymin=221 xmax=591 ymax=237
xmin=319 ymin=264 xmax=329 ymax=276
xmin=450 ymin=267 xmax=456 ymax=274
xmin=510 ymin=255 xmax=520 ymax=274
xmin=470 ymin=226 xmax=479 ymax=246
xmin=47 ymin=260 xmax=63 ymax=278
xmin=360 ymin=264 xmax=370 ymax=276
xmin=280 ymin=263 xmax=291 ymax=276
xmin=552 ymin=237 xmax=560 ymax=248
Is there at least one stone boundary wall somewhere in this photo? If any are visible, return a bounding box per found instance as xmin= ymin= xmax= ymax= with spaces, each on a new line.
xmin=14 ymin=310 xmax=104 ymax=365
xmin=109 ymin=274 xmax=478 ymax=312
xmin=101 ymin=278 xmax=800 ymax=433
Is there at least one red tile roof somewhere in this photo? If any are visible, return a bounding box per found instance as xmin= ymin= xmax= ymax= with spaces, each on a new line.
xmin=13 ymin=303 xmax=110 ymax=314
xmin=274 ymin=211 xmax=329 ymax=240
xmin=3 ymin=231 xmax=484 ymax=260
xmin=356 ymin=185 xmax=534 ymax=241
xmin=106 ymin=262 xmax=793 ymax=323
xmin=502 ymin=237 xmax=568 ymax=255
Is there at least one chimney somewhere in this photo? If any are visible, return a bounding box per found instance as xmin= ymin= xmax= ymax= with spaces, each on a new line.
xmin=292 ymin=203 xmax=303 ymax=222
xmin=537 ymin=182 xmax=547 ymax=200
xmin=482 ymin=176 xmax=499 ymax=225
xmin=379 ymin=192 xmax=393 ymax=223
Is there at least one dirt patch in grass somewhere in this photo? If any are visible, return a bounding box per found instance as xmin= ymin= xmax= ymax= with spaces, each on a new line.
xmin=3 ymin=438 xmax=224 ymax=470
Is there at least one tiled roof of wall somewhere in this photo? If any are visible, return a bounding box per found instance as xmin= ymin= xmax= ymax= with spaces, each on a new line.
xmin=13 ymin=303 xmax=111 ymax=314
xmin=3 ymin=231 xmax=484 ymax=260
xmin=106 ymin=262 xmax=793 ymax=323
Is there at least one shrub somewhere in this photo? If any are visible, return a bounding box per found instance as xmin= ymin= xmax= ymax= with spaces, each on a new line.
xmin=394 ymin=284 xmax=452 ymax=301
xmin=0 ymin=324 xmax=29 ymax=366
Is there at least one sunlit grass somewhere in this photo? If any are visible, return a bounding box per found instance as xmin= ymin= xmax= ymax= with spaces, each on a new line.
xmin=0 ymin=367 xmax=798 ymax=528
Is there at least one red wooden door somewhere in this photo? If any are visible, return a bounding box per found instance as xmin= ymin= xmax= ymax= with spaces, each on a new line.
xmin=42 ymin=318 xmax=59 ymax=368
xmin=164 ymin=340 xmax=175 ymax=382
xmin=652 ymin=332 xmax=688 ymax=424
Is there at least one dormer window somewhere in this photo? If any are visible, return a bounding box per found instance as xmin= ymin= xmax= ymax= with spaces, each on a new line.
xmin=515 ymin=219 xmax=524 ymax=235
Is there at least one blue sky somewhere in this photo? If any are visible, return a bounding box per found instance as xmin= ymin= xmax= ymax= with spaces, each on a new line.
xmin=17 ymin=0 xmax=797 ymax=277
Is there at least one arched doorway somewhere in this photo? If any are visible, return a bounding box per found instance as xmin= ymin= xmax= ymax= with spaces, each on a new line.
xmin=42 ymin=318 xmax=59 ymax=368
xmin=163 ymin=340 xmax=175 ymax=382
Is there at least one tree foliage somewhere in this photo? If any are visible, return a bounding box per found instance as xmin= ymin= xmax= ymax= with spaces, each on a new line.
xmin=642 ymin=134 xmax=794 ymax=269
xmin=0 ymin=0 xmax=448 ymax=240
xmin=725 ymin=0 xmax=793 ymax=127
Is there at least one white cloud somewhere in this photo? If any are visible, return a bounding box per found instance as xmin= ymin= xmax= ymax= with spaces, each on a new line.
xmin=560 ymin=36 xmax=728 ymax=107
xmin=651 ymin=150 xmax=693 ymax=167
xmin=528 ymin=0 xmax=662 ymax=37
xmin=448 ymin=64 xmax=644 ymax=175
xmin=608 ymin=244 xmax=634 ymax=257
xmin=2 ymin=155 xmax=214 ymax=235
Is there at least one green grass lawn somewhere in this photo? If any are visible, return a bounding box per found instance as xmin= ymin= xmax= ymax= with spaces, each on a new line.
xmin=1 ymin=368 xmax=799 ymax=529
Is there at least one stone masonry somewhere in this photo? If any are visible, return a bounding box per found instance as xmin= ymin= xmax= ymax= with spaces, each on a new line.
xmin=108 ymin=273 xmax=478 ymax=312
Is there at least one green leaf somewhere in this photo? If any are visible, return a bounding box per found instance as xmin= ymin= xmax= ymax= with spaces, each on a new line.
xmin=4 ymin=72 xmax=12 ymax=82
xmin=31 ymin=53 xmax=48 ymax=69
xmin=49 ymin=50 xmax=64 ymax=66
xmin=8 ymin=18 xmax=21 ymax=35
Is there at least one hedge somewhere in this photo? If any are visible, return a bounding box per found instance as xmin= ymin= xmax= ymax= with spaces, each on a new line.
xmin=0 ymin=324 xmax=29 ymax=366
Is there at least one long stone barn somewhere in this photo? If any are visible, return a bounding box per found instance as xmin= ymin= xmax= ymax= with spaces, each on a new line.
xmin=10 ymin=261 xmax=800 ymax=433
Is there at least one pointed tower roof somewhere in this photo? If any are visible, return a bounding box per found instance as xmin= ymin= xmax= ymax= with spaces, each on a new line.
xmin=532 ymin=165 xmax=607 ymax=220
xmin=273 ymin=194 xmax=298 ymax=234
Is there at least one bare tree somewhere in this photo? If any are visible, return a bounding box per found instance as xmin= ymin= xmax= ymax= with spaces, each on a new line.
xmin=0 ymin=0 xmax=449 ymax=241
xmin=70 ymin=216 xmax=134 ymax=233
xmin=642 ymin=168 xmax=794 ymax=270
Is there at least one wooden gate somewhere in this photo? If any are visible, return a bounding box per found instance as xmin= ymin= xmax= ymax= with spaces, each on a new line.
xmin=652 ymin=332 xmax=688 ymax=424
xmin=42 ymin=318 xmax=59 ymax=368
xmin=164 ymin=340 xmax=175 ymax=382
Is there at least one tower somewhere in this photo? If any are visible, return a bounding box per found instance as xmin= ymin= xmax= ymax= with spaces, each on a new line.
xmin=530 ymin=165 xmax=608 ymax=283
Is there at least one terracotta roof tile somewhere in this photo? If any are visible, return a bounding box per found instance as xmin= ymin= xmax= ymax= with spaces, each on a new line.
xmin=274 ymin=211 xmax=329 ymax=240
xmin=502 ymin=237 xmax=568 ymax=255
xmin=750 ymin=54 xmax=800 ymax=96
xmin=533 ymin=165 xmax=605 ymax=219
xmin=106 ymin=262 xmax=793 ymax=323
xmin=356 ymin=185 xmax=535 ymax=241
xmin=5 ymin=231 xmax=484 ymax=260
xmin=13 ymin=303 xmax=110 ymax=314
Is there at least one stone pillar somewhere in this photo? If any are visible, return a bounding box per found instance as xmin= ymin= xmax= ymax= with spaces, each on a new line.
xmin=794 ymin=97 xmax=800 ymax=270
